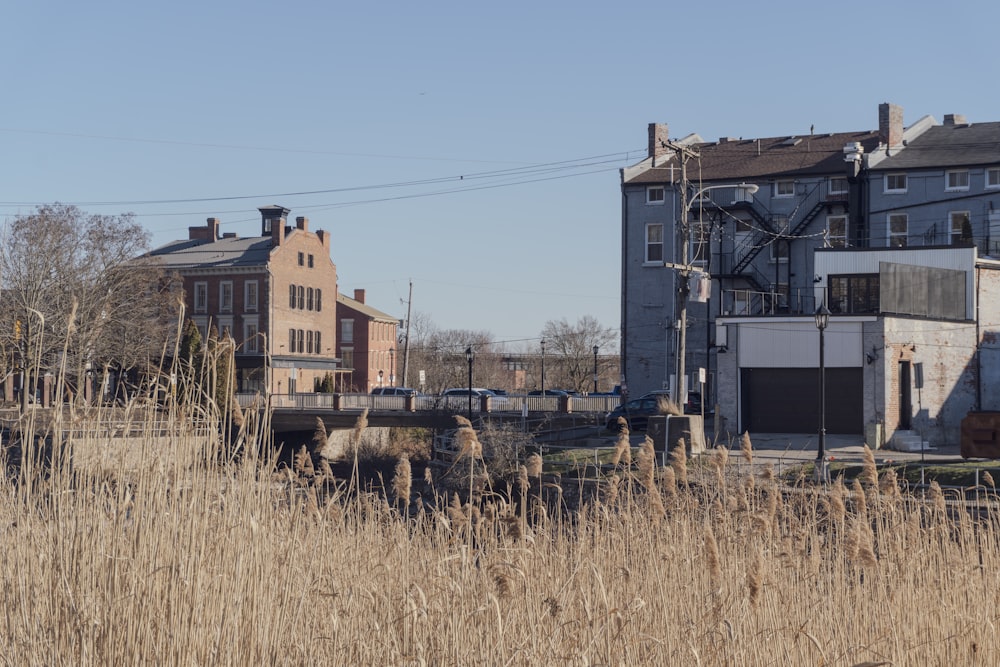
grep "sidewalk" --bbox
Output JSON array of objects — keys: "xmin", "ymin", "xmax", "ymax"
[{"xmin": 729, "ymin": 432, "xmax": 963, "ymax": 467}]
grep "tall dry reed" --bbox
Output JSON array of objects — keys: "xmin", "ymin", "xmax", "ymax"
[{"xmin": 3, "ymin": 376, "xmax": 999, "ymax": 664}]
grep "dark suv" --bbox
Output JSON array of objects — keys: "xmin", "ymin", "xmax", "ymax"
[
  {"xmin": 683, "ymin": 392, "xmax": 713, "ymax": 415},
  {"xmin": 371, "ymin": 387, "xmax": 418, "ymax": 396},
  {"xmin": 605, "ymin": 394, "xmax": 663, "ymax": 432}
]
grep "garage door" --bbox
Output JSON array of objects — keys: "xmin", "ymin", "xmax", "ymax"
[{"xmin": 740, "ymin": 367, "xmax": 863, "ymax": 434}]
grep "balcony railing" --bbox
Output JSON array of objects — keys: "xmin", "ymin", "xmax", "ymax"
[{"xmin": 720, "ymin": 287, "xmax": 820, "ymax": 317}]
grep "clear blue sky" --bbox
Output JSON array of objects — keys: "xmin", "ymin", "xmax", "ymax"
[{"xmin": 3, "ymin": 0, "xmax": 995, "ymax": 351}]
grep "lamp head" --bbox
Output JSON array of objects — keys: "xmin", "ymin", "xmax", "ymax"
[{"xmin": 814, "ymin": 303, "xmax": 831, "ymax": 331}]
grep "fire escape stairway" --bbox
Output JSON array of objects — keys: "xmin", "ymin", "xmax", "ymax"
[
  {"xmin": 789, "ymin": 197, "xmax": 845, "ymax": 238},
  {"xmin": 730, "ymin": 203, "xmax": 776, "ymax": 276},
  {"xmin": 730, "ymin": 185, "xmax": 846, "ymax": 276}
]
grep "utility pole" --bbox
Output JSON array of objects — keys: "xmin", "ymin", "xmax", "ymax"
[
  {"xmin": 401, "ymin": 280, "xmax": 413, "ymax": 388},
  {"xmin": 667, "ymin": 140, "xmax": 700, "ymax": 406}
]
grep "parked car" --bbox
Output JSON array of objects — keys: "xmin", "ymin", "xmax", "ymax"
[
  {"xmin": 682, "ymin": 392, "xmax": 713, "ymax": 415},
  {"xmin": 605, "ymin": 395, "xmax": 662, "ymax": 432},
  {"xmin": 371, "ymin": 387, "xmax": 418, "ymax": 396},
  {"xmin": 441, "ymin": 387, "xmax": 509, "ymax": 409},
  {"xmin": 527, "ymin": 389, "xmax": 570, "ymax": 397}
]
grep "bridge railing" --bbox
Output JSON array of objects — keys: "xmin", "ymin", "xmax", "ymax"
[{"xmin": 237, "ymin": 392, "xmax": 623, "ymax": 415}]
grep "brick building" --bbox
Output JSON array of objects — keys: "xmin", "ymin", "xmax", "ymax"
[
  {"xmin": 147, "ymin": 205, "xmax": 339, "ymax": 395},
  {"xmin": 336, "ymin": 289, "xmax": 400, "ymax": 392}
]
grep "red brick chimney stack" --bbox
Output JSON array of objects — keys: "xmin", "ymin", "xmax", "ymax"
[
  {"xmin": 189, "ymin": 217, "xmax": 220, "ymax": 241},
  {"xmin": 648, "ymin": 123, "xmax": 669, "ymax": 160},
  {"xmin": 354, "ymin": 289, "xmax": 365, "ymax": 304},
  {"xmin": 878, "ymin": 103, "xmax": 904, "ymax": 148}
]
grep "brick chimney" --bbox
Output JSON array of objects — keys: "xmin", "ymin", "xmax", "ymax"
[
  {"xmin": 648, "ymin": 123, "xmax": 669, "ymax": 160},
  {"xmin": 189, "ymin": 217, "xmax": 220, "ymax": 241},
  {"xmin": 316, "ymin": 229, "xmax": 330, "ymax": 252},
  {"xmin": 878, "ymin": 103, "xmax": 904, "ymax": 147},
  {"xmin": 353, "ymin": 289, "xmax": 365, "ymax": 304},
  {"xmin": 296, "ymin": 216, "xmax": 309, "ymax": 232},
  {"xmin": 943, "ymin": 114, "xmax": 968, "ymax": 126},
  {"xmin": 258, "ymin": 205, "xmax": 290, "ymax": 246}
]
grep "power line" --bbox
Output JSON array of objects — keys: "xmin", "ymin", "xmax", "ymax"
[{"xmin": 0, "ymin": 151, "xmax": 638, "ymax": 210}]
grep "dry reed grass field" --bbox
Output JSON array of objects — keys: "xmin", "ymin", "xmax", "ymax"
[{"xmin": 1, "ymin": 403, "xmax": 999, "ymax": 666}]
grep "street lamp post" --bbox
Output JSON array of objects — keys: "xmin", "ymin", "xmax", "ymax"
[
  {"xmin": 593, "ymin": 345, "xmax": 599, "ymax": 394},
  {"xmin": 378, "ymin": 369, "xmax": 384, "ymax": 388},
  {"xmin": 815, "ymin": 301, "xmax": 831, "ymax": 483},
  {"xmin": 389, "ymin": 348, "xmax": 395, "ymax": 387},
  {"xmin": 668, "ymin": 181, "xmax": 759, "ymax": 406},
  {"xmin": 23, "ymin": 308, "xmax": 44, "ymax": 412},
  {"xmin": 540, "ymin": 339, "xmax": 546, "ymax": 394},
  {"xmin": 465, "ymin": 346, "xmax": 474, "ymax": 422}
]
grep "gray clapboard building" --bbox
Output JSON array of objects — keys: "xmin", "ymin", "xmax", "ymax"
[{"xmin": 619, "ymin": 103, "xmax": 1000, "ymax": 446}]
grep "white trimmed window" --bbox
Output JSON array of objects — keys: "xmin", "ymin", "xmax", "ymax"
[
  {"xmin": 219, "ymin": 281, "xmax": 233, "ymax": 313},
  {"xmin": 244, "ymin": 280, "xmax": 258, "ymax": 312},
  {"xmin": 773, "ymin": 180, "xmax": 795, "ymax": 198},
  {"xmin": 885, "ymin": 173, "xmax": 907, "ymax": 193},
  {"xmin": 987, "ymin": 167, "xmax": 1000, "ymax": 189},
  {"xmin": 769, "ymin": 239, "xmax": 788, "ymax": 263},
  {"xmin": 243, "ymin": 318, "xmax": 259, "ymax": 354},
  {"xmin": 341, "ymin": 348, "xmax": 354, "ymax": 369},
  {"xmin": 946, "ymin": 169, "xmax": 970, "ymax": 192},
  {"xmin": 951, "ymin": 211, "xmax": 972, "ymax": 244},
  {"xmin": 645, "ymin": 223, "xmax": 664, "ymax": 263},
  {"xmin": 341, "ymin": 319, "xmax": 354, "ymax": 344},
  {"xmin": 828, "ymin": 177, "xmax": 848, "ymax": 195},
  {"xmin": 217, "ymin": 316, "xmax": 233, "ymax": 338},
  {"xmin": 194, "ymin": 282, "xmax": 208, "ymax": 313},
  {"xmin": 888, "ymin": 213, "xmax": 908, "ymax": 247},
  {"xmin": 690, "ymin": 221, "xmax": 710, "ymax": 265},
  {"xmin": 306, "ymin": 330, "xmax": 314, "ymax": 354},
  {"xmin": 307, "ymin": 287, "xmax": 314, "ymax": 311},
  {"xmin": 646, "ymin": 186, "xmax": 665, "ymax": 204},
  {"xmin": 827, "ymin": 215, "xmax": 848, "ymax": 248}
]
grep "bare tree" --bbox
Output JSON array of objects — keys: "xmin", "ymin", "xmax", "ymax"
[
  {"xmin": 0, "ymin": 204, "xmax": 180, "ymax": 405},
  {"xmin": 401, "ymin": 312, "xmax": 514, "ymax": 392},
  {"xmin": 539, "ymin": 316, "xmax": 617, "ymax": 393}
]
